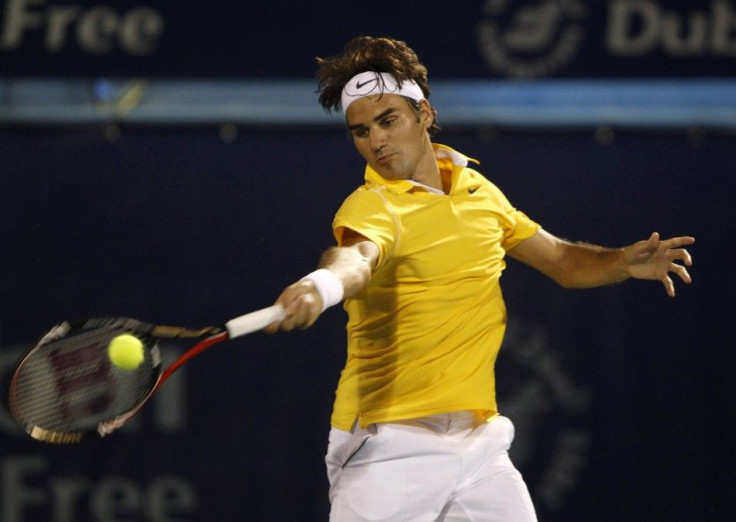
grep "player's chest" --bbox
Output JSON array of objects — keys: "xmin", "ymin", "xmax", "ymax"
[{"xmin": 390, "ymin": 196, "xmax": 506, "ymax": 274}]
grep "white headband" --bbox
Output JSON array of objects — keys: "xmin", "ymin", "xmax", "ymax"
[{"xmin": 341, "ymin": 71, "xmax": 425, "ymax": 113}]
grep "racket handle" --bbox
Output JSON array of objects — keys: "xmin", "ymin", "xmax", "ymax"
[{"xmin": 225, "ymin": 305, "xmax": 284, "ymax": 338}]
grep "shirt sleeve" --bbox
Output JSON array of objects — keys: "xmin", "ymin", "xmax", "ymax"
[
  {"xmin": 332, "ymin": 187, "xmax": 398, "ymax": 270},
  {"xmin": 483, "ymin": 178, "xmax": 541, "ymax": 250}
]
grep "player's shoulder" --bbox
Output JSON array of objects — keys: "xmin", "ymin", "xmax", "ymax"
[
  {"xmin": 337, "ymin": 184, "xmax": 389, "ymax": 213},
  {"xmin": 462, "ymin": 166, "xmax": 506, "ymax": 193}
]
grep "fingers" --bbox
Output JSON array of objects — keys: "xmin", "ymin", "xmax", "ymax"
[
  {"xmin": 661, "ymin": 275, "xmax": 676, "ymax": 298},
  {"xmin": 660, "ymin": 245, "xmax": 694, "ymax": 297},
  {"xmin": 669, "ymin": 247, "xmax": 693, "ymax": 267},
  {"xmin": 279, "ymin": 292, "xmax": 321, "ymax": 331},
  {"xmin": 640, "ymin": 233, "xmax": 694, "ymax": 297},
  {"xmin": 662, "ymin": 263, "xmax": 693, "ymax": 296},
  {"xmin": 660, "ymin": 235, "xmax": 696, "ymax": 251},
  {"xmin": 665, "ymin": 244, "xmax": 694, "ymax": 283},
  {"xmin": 263, "ymin": 280, "xmax": 322, "ymax": 333},
  {"xmin": 642, "ymin": 233, "xmax": 695, "ymax": 257},
  {"xmin": 628, "ymin": 231, "xmax": 661, "ymax": 261},
  {"xmin": 647, "ymin": 231, "xmax": 663, "ymax": 250}
]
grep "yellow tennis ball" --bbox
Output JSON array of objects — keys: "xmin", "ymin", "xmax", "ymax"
[{"xmin": 108, "ymin": 334, "xmax": 144, "ymax": 370}]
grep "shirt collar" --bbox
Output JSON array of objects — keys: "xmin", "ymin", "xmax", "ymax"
[{"xmin": 364, "ymin": 144, "xmax": 479, "ymax": 195}]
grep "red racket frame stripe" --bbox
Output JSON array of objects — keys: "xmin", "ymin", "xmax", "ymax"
[{"xmin": 155, "ymin": 331, "xmax": 228, "ymax": 390}]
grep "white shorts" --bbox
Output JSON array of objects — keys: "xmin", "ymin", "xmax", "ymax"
[{"xmin": 325, "ymin": 412, "xmax": 537, "ymax": 522}]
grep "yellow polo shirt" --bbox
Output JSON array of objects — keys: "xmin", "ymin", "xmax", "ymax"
[{"xmin": 331, "ymin": 144, "xmax": 540, "ymax": 430}]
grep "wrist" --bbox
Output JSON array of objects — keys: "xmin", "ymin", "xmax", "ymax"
[
  {"xmin": 301, "ymin": 269, "xmax": 344, "ymax": 312},
  {"xmin": 619, "ymin": 246, "xmax": 634, "ymax": 279}
]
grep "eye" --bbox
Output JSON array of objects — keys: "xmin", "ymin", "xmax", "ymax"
[
  {"xmin": 353, "ymin": 128, "xmax": 369, "ymax": 138},
  {"xmin": 380, "ymin": 117, "xmax": 396, "ymax": 127}
]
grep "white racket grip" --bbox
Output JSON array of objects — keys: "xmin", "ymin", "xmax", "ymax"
[{"xmin": 225, "ymin": 304, "xmax": 285, "ymax": 339}]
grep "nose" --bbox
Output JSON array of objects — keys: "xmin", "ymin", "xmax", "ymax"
[{"xmin": 370, "ymin": 127, "xmax": 387, "ymax": 153}]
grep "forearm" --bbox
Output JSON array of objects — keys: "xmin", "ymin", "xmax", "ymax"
[
  {"xmin": 555, "ymin": 241, "xmax": 630, "ymax": 289},
  {"xmin": 510, "ymin": 229, "xmax": 694, "ymax": 297},
  {"xmin": 317, "ymin": 243, "xmax": 375, "ymax": 299},
  {"xmin": 266, "ymin": 235, "xmax": 379, "ymax": 332},
  {"xmin": 509, "ymin": 230, "xmax": 630, "ymax": 289}
]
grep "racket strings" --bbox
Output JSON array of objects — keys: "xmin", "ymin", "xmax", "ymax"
[
  {"xmin": 8, "ymin": 314, "xmax": 248, "ymax": 443},
  {"xmin": 10, "ymin": 325, "xmax": 158, "ymax": 436}
]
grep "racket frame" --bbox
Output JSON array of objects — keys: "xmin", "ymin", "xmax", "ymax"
[{"xmin": 8, "ymin": 305, "xmax": 283, "ymax": 443}]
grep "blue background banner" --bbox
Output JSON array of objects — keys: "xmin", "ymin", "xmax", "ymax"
[
  {"xmin": 0, "ymin": 125, "xmax": 732, "ymax": 521},
  {"xmin": 1, "ymin": 0, "xmax": 735, "ymax": 78}
]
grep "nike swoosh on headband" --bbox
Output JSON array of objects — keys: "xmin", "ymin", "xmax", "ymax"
[
  {"xmin": 355, "ymin": 79, "xmax": 377, "ymax": 90},
  {"xmin": 341, "ymin": 71, "xmax": 425, "ymax": 113}
]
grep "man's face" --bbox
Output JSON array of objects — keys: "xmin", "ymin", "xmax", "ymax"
[{"xmin": 345, "ymin": 94, "xmax": 431, "ymax": 181}]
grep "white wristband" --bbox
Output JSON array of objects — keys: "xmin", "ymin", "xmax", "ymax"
[{"xmin": 302, "ymin": 269, "xmax": 344, "ymax": 312}]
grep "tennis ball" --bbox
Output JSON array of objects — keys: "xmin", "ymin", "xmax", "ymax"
[{"xmin": 108, "ymin": 334, "xmax": 144, "ymax": 370}]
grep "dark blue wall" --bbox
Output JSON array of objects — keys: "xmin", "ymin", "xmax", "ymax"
[{"xmin": 0, "ymin": 125, "xmax": 733, "ymax": 521}]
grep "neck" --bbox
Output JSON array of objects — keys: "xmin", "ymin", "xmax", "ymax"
[{"xmin": 410, "ymin": 139, "xmax": 443, "ymax": 192}]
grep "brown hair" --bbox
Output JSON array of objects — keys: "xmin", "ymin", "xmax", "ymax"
[{"xmin": 316, "ymin": 36, "xmax": 440, "ymax": 136}]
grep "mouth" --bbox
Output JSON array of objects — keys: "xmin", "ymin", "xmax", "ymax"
[{"xmin": 375, "ymin": 152, "xmax": 395, "ymax": 166}]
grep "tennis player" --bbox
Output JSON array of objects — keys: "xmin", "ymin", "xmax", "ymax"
[{"xmin": 266, "ymin": 36, "xmax": 694, "ymax": 522}]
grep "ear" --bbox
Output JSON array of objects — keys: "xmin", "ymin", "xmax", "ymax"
[{"xmin": 418, "ymin": 99, "xmax": 433, "ymax": 129}]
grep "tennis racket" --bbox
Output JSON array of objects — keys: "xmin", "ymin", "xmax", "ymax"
[{"xmin": 7, "ymin": 305, "xmax": 284, "ymax": 444}]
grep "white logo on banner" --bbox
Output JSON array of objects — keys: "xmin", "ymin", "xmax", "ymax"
[
  {"xmin": 476, "ymin": 0, "xmax": 736, "ymax": 77},
  {"xmin": 497, "ymin": 316, "xmax": 592, "ymax": 513},
  {"xmin": 476, "ymin": 0, "xmax": 588, "ymax": 78},
  {"xmin": 0, "ymin": 0, "xmax": 164, "ymax": 54},
  {"xmin": 608, "ymin": 0, "xmax": 736, "ymax": 57}
]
